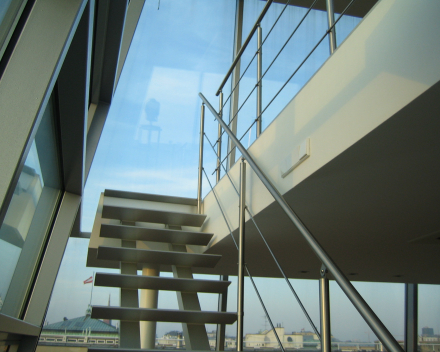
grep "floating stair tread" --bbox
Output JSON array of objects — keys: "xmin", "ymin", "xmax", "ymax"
[
  {"xmin": 100, "ymin": 223, "xmax": 213, "ymax": 245},
  {"xmin": 95, "ymin": 273, "xmax": 230, "ymax": 293},
  {"xmin": 96, "ymin": 246, "xmax": 221, "ymax": 268},
  {"xmin": 104, "ymin": 189, "xmax": 198, "ymax": 206},
  {"xmin": 102, "ymin": 205, "xmax": 205, "ymax": 227},
  {"xmin": 91, "ymin": 306, "xmax": 237, "ymax": 324}
]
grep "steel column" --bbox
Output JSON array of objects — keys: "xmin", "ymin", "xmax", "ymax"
[
  {"xmin": 326, "ymin": 0, "xmax": 337, "ymax": 54},
  {"xmin": 199, "ymin": 92, "xmax": 405, "ymax": 352},
  {"xmin": 320, "ymin": 266, "xmax": 331, "ymax": 352},
  {"xmin": 197, "ymin": 103, "xmax": 205, "ymax": 214},
  {"xmin": 256, "ymin": 24, "xmax": 262, "ymax": 137},
  {"xmin": 140, "ymin": 264, "xmax": 160, "ymax": 349},
  {"xmin": 216, "ymin": 274, "xmax": 229, "ymax": 351},
  {"xmin": 237, "ymin": 159, "xmax": 246, "ymax": 351},
  {"xmin": 227, "ymin": 0, "xmax": 244, "ymax": 171},
  {"xmin": 405, "ymin": 284, "xmax": 418, "ymax": 352},
  {"xmin": 217, "ymin": 92, "xmax": 223, "ymax": 183}
]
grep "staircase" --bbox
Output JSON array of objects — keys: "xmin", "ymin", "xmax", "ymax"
[{"xmin": 87, "ymin": 189, "xmax": 236, "ymax": 351}]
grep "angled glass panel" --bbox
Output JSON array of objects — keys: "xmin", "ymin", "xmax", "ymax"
[
  {"xmin": 0, "ymin": 95, "xmax": 62, "ymax": 318},
  {"xmin": 0, "ymin": 0, "xmax": 27, "ymax": 60}
]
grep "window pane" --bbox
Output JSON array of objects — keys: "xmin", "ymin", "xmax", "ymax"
[
  {"xmin": 0, "ymin": 95, "xmax": 62, "ymax": 317},
  {"xmin": 418, "ymin": 284, "xmax": 440, "ymax": 352}
]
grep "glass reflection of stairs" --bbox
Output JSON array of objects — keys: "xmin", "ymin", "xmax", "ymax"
[{"xmin": 88, "ymin": 190, "xmax": 236, "ymax": 351}]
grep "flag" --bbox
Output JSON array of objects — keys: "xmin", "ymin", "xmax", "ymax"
[{"xmin": 84, "ymin": 276, "xmax": 93, "ymax": 284}]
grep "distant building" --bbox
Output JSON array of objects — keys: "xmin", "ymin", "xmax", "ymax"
[
  {"xmin": 156, "ymin": 330, "xmax": 184, "ymax": 348},
  {"xmin": 38, "ymin": 310, "xmax": 118, "ymax": 347},
  {"xmin": 423, "ymin": 327, "xmax": 435, "ymax": 337},
  {"xmin": 244, "ymin": 326, "xmax": 320, "ymax": 349},
  {"xmin": 419, "ymin": 327, "xmax": 440, "ymax": 352}
]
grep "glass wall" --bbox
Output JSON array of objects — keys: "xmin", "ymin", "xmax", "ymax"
[
  {"xmin": 0, "ymin": 95, "xmax": 62, "ymax": 318},
  {"xmin": 40, "ymin": 0, "xmax": 236, "ymax": 349}
]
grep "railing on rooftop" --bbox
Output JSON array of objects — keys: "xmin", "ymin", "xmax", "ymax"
[{"xmin": 196, "ymin": 1, "xmax": 406, "ymax": 352}]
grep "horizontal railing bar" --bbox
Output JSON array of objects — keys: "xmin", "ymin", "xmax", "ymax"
[
  {"xmin": 216, "ymin": 84, "xmax": 258, "ymax": 159},
  {"xmin": 260, "ymin": 0, "xmax": 319, "ymax": 88},
  {"xmin": 199, "ymin": 92, "xmax": 404, "ymax": 352},
  {"xmin": 260, "ymin": 0, "xmax": 356, "ymax": 120},
  {"xmin": 202, "ymin": 167, "xmax": 285, "ymax": 352},
  {"xmin": 260, "ymin": 0, "xmax": 292, "ymax": 49},
  {"xmin": 220, "ymin": 51, "xmax": 258, "ymax": 119},
  {"xmin": 216, "ymin": 0, "xmax": 274, "ymax": 96},
  {"xmin": 204, "ymin": 132, "xmax": 321, "ymax": 338},
  {"xmin": 217, "ymin": 0, "xmax": 320, "ymax": 149}
]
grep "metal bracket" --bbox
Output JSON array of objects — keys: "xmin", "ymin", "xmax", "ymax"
[{"xmin": 320, "ymin": 264, "xmax": 328, "ymax": 278}]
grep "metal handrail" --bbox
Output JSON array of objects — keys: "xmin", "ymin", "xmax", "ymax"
[
  {"xmin": 216, "ymin": 0, "xmax": 274, "ymax": 96},
  {"xmin": 202, "ymin": 167, "xmax": 285, "ymax": 352},
  {"xmin": 204, "ymin": 132, "xmax": 320, "ymax": 339},
  {"xmin": 199, "ymin": 92, "xmax": 405, "ymax": 352}
]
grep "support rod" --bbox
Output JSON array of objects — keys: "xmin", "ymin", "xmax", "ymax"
[
  {"xmin": 198, "ymin": 92, "xmax": 404, "ymax": 352},
  {"xmin": 326, "ymin": 0, "xmax": 337, "ymax": 54},
  {"xmin": 320, "ymin": 266, "xmax": 331, "ymax": 352},
  {"xmin": 217, "ymin": 92, "xmax": 223, "ymax": 183},
  {"xmin": 197, "ymin": 103, "xmax": 205, "ymax": 214},
  {"xmin": 256, "ymin": 24, "xmax": 262, "ymax": 138},
  {"xmin": 405, "ymin": 283, "xmax": 418, "ymax": 352},
  {"xmin": 237, "ymin": 159, "xmax": 246, "ymax": 351}
]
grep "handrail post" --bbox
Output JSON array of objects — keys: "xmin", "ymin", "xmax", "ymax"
[
  {"xmin": 319, "ymin": 265, "xmax": 331, "ymax": 352},
  {"xmin": 256, "ymin": 24, "xmax": 262, "ymax": 137},
  {"xmin": 237, "ymin": 158, "xmax": 246, "ymax": 351},
  {"xmin": 217, "ymin": 92, "xmax": 223, "ymax": 183},
  {"xmin": 326, "ymin": 0, "xmax": 336, "ymax": 54},
  {"xmin": 197, "ymin": 103, "xmax": 205, "ymax": 214},
  {"xmin": 404, "ymin": 283, "xmax": 418, "ymax": 352}
]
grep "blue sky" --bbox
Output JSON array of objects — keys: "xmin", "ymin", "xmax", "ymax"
[{"xmin": 43, "ymin": 0, "xmax": 440, "ymax": 343}]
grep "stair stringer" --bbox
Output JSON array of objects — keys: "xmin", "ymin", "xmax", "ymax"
[{"xmin": 169, "ymin": 242, "xmax": 211, "ymax": 350}]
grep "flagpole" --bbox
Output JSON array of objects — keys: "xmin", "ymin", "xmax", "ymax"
[{"xmin": 89, "ymin": 271, "xmax": 94, "ymax": 306}]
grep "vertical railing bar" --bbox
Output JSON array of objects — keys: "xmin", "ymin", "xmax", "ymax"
[
  {"xmin": 204, "ymin": 132, "xmax": 321, "ymax": 339},
  {"xmin": 202, "ymin": 167, "xmax": 286, "ymax": 352},
  {"xmin": 320, "ymin": 265, "xmax": 331, "ymax": 352},
  {"xmin": 237, "ymin": 159, "xmax": 246, "ymax": 351},
  {"xmin": 197, "ymin": 103, "xmax": 205, "ymax": 214},
  {"xmin": 256, "ymin": 25, "xmax": 262, "ymax": 138},
  {"xmin": 199, "ymin": 92, "xmax": 404, "ymax": 352},
  {"xmin": 326, "ymin": 0, "xmax": 337, "ymax": 54},
  {"xmin": 216, "ymin": 92, "xmax": 223, "ymax": 183}
]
